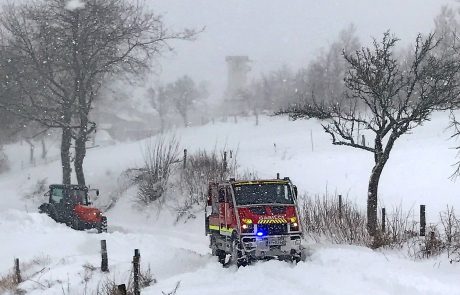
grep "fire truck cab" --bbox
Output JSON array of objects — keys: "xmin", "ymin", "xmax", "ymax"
[{"xmin": 205, "ymin": 177, "xmax": 303, "ymax": 266}]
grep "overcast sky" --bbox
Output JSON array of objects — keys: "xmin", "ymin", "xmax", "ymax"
[{"xmin": 148, "ymin": 0, "xmax": 455, "ymax": 99}]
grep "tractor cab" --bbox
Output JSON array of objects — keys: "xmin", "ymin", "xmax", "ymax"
[{"xmin": 47, "ymin": 184, "xmax": 99, "ymax": 206}]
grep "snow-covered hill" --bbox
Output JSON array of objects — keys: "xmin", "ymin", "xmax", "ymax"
[{"xmin": 1, "ymin": 114, "xmax": 460, "ymax": 294}]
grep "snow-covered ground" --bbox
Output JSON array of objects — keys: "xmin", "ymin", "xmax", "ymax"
[{"xmin": 1, "ymin": 114, "xmax": 460, "ymax": 294}]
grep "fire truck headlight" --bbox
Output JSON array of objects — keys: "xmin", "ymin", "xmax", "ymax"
[
  {"xmin": 290, "ymin": 222, "xmax": 299, "ymax": 231},
  {"xmin": 242, "ymin": 223, "xmax": 254, "ymax": 233}
]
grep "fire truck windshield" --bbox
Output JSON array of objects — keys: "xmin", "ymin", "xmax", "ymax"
[{"xmin": 233, "ymin": 183, "xmax": 294, "ymax": 205}]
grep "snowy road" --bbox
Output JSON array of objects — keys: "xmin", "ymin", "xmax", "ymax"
[{"xmin": 2, "ymin": 208, "xmax": 460, "ymax": 295}]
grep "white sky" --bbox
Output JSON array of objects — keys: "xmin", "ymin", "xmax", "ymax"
[{"xmin": 148, "ymin": 0, "xmax": 455, "ymax": 98}]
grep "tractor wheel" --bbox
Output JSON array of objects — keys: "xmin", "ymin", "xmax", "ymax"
[
  {"xmin": 38, "ymin": 203, "xmax": 48, "ymax": 214},
  {"xmin": 98, "ymin": 216, "xmax": 107, "ymax": 233},
  {"xmin": 71, "ymin": 216, "xmax": 81, "ymax": 230},
  {"xmin": 48, "ymin": 207, "xmax": 59, "ymax": 222}
]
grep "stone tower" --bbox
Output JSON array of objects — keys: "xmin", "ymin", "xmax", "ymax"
[{"xmin": 224, "ymin": 56, "xmax": 251, "ymax": 100}]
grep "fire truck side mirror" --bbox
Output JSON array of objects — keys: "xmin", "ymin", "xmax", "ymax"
[{"xmin": 293, "ymin": 185, "xmax": 298, "ymax": 197}]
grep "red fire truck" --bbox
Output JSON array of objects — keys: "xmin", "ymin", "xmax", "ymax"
[{"xmin": 205, "ymin": 177, "xmax": 303, "ymax": 266}]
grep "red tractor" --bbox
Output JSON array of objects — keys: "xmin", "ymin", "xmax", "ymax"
[
  {"xmin": 39, "ymin": 184, "xmax": 107, "ymax": 233},
  {"xmin": 205, "ymin": 177, "xmax": 303, "ymax": 266}
]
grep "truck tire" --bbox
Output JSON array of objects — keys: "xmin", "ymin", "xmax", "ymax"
[
  {"xmin": 229, "ymin": 234, "xmax": 248, "ymax": 267},
  {"xmin": 216, "ymin": 249, "xmax": 226, "ymax": 265}
]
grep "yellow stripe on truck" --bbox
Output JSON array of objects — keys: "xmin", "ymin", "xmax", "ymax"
[
  {"xmin": 209, "ymin": 225, "xmax": 234, "ymax": 232},
  {"xmin": 258, "ymin": 218, "xmax": 288, "ymax": 224},
  {"xmin": 209, "ymin": 225, "xmax": 220, "ymax": 231}
]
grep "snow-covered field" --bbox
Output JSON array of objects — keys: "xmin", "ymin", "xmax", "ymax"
[{"xmin": 1, "ymin": 114, "xmax": 460, "ymax": 294}]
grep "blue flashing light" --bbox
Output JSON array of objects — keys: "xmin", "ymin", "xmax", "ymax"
[{"xmin": 257, "ymin": 232, "xmax": 264, "ymax": 237}]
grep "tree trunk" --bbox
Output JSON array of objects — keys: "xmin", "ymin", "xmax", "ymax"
[
  {"xmin": 41, "ymin": 137, "xmax": 47, "ymax": 160},
  {"xmin": 61, "ymin": 127, "xmax": 72, "ymax": 185},
  {"xmin": 74, "ymin": 135, "xmax": 86, "ymax": 185},
  {"xmin": 367, "ymin": 162, "xmax": 384, "ymax": 236},
  {"xmin": 160, "ymin": 115, "xmax": 165, "ymax": 133},
  {"xmin": 182, "ymin": 111, "xmax": 188, "ymax": 127},
  {"xmin": 25, "ymin": 139, "xmax": 34, "ymax": 165},
  {"xmin": 74, "ymin": 117, "xmax": 87, "ymax": 185},
  {"xmin": 367, "ymin": 134, "xmax": 396, "ymax": 237}
]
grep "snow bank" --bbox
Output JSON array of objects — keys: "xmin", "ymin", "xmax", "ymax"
[{"xmin": 1, "ymin": 113, "xmax": 460, "ymax": 294}]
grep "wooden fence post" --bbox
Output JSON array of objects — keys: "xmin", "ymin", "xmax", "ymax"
[
  {"xmin": 14, "ymin": 258, "xmax": 21, "ymax": 284},
  {"xmin": 223, "ymin": 151, "xmax": 227, "ymax": 172},
  {"xmin": 420, "ymin": 205, "xmax": 426, "ymax": 237},
  {"xmin": 338, "ymin": 195, "xmax": 342, "ymax": 220},
  {"xmin": 117, "ymin": 284, "xmax": 127, "ymax": 295},
  {"xmin": 101, "ymin": 240, "xmax": 108, "ymax": 272},
  {"xmin": 381, "ymin": 208, "xmax": 386, "ymax": 233},
  {"xmin": 310, "ymin": 130, "xmax": 314, "ymax": 152},
  {"xmin": 133, "ymin": 249, "xmax": 140, "ymax": 295},
  {"xmin": 183, "ymin": 149, "xmax": 187, "ymax": 169}
]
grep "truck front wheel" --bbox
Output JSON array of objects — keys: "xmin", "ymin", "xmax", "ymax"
[{"xmin": 229, "ymin": 237, "xmax": 248, "ymax": 267}]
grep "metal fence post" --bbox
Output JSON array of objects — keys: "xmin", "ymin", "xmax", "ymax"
[
  {"xmin": 101, "ymin": 240, "xmax": 108, "ymax": 272},
  {"xmin": 133, "ymin": 249, "xmax": 141, "ymax": 295},
  {"xmin": 338, "ymin": 195, "xmax": 343, "ymax": 220},
  {"xmin": 14, "ymin": 258, "xmax": 21, "ymax": 284},
  {"xmin": 420, "ymin": 205, "xmax": 426, "ymax": 237},
  {"xmin": 381, "ymin": 208, "xmax": 386, "ymax": 233}
]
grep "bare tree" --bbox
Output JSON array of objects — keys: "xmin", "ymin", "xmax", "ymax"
[
  {"xmin": 280, "ymin": 32, "xmax": 460, "ymax": 237},
  {"xmin": 169, "ymin": 75, "xmax": 202, "ymax": 127},
  {"xmin": 434, "ymin": 5, "xmax": 460, "ymax": 55},
  {"xmin": 0, "ymin": 0, "xmax": 197, "ymax": 184},
  {"xmin": 302, "ymin": 24, "xmax": 360, "ymax": 104},
  {"xmin": 147, "ymin": 86, "xmax": 170, "ymax": 132}
]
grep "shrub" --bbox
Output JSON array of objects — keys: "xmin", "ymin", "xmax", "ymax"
[
  {"xmin": 175, "ymin": 149, "xmax": 237, "ymax": 222},
  {"xmin": 301, "ymin": 194, "xmax": 370, "ymax": 245},
  {"xmin": 136, "ymin": 137, "xmax": 180, "ymax": 205},
  {"xmin": 95, "ymin": 266, "xmax": 156, "ymax": 295},
  {"xmin": 373, "ymin": 205, "xmax": 418, "ymax": 249},
  {"xmin": 0, "ymin": 272, "xmax": 24, "ymax": 295},
  {"xmin": 440, "ymin": 206, "xmax": 460, "ymax": 262},
  {"xmin": 181, "ymin": 149, "xmax": 237, "ymax": 205}
]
